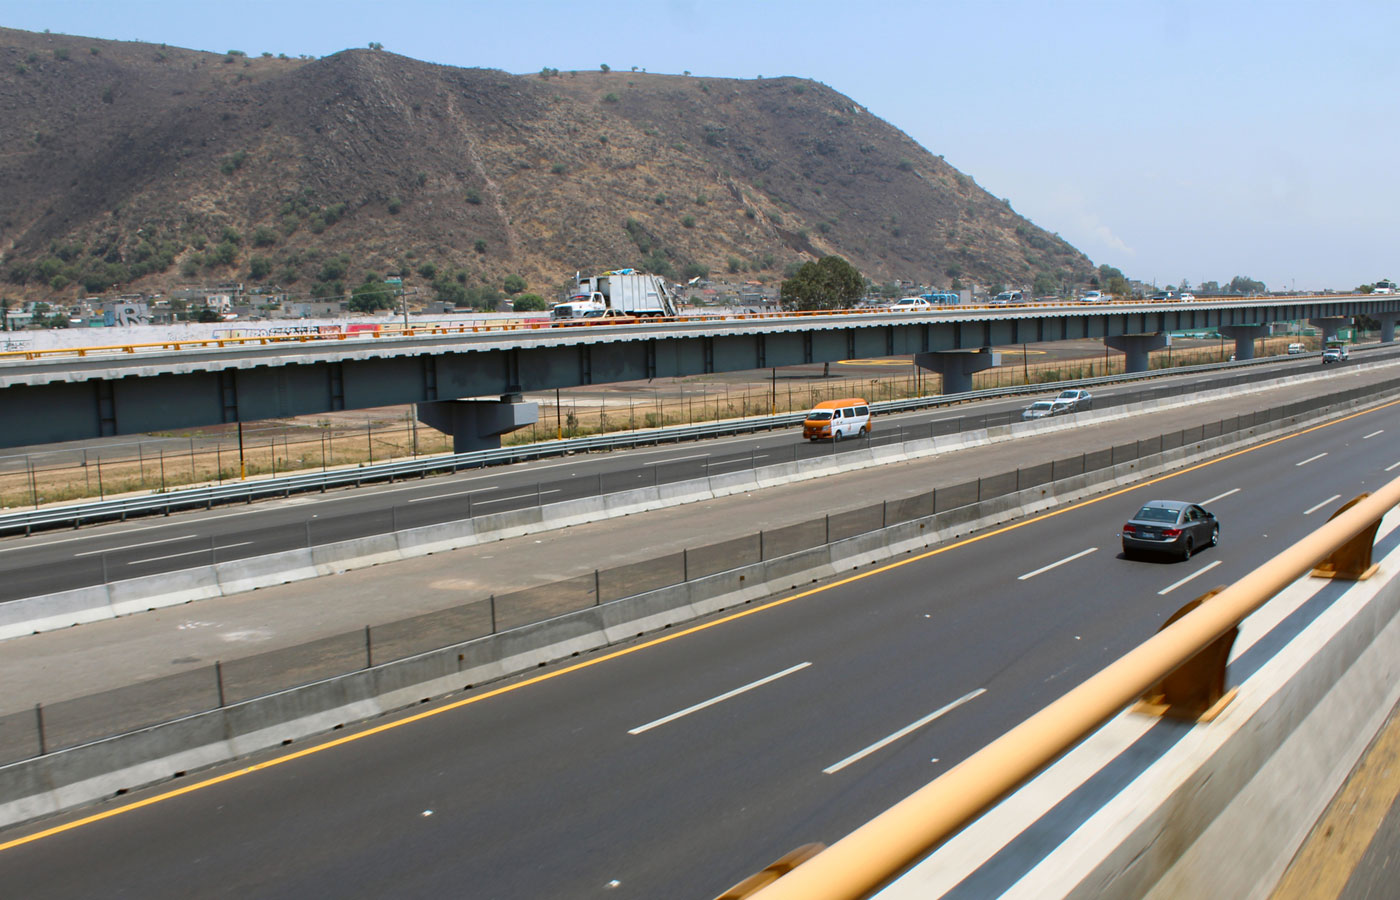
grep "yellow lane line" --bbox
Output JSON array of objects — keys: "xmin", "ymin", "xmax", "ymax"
[{"xmin": 3, "ymin": 395, "xmax": 1398, "ymax": 854}]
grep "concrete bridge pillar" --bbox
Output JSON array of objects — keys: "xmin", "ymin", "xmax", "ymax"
[
  {"xmin": 1219, "ymin": 324, "xmax": 1269, "ymax": 360},
  {"xmin": 1309, "ymin": 316, "xmax": 1350, "ymax": 344},
  {"xmin": 1104, "ymin": 333, "xmax": 1170, "ymax": 373},
  {"xmin": 1377, "ymin": 314, "xmax": 1399, "ymax": 343},
  {"xmin": 915, "ymin": 348, "xmax": 1001, "ymax": 395},
  {"xmin": 417, "ymin": 394, "xmax": 540, "ymax": 453}
]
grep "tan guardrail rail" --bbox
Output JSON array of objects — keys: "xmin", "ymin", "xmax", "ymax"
[
  {"xmin": 719, "ymin": 474, "xmax": 1400, "ymax": 900},
  {"xmin": 0, "ymin": 293, "xmax": 1360, "ymax": 363}
]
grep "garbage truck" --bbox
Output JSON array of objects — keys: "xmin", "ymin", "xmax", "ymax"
[{"xmin": 549, "ymin": 269, "xmax": 679, "ymax": 320}]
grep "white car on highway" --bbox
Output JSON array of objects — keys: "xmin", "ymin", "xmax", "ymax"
[
  {"xmin": 887, "ymin": 297, "xmax": 934, "ymax": 312},
  {"xmin": 1054, "ymin": 389, "xmax": 1093, "ymax": 411},
  {"xmin": 1021, "ymin": 398, "xmax": 1074, "ymax": 420}
]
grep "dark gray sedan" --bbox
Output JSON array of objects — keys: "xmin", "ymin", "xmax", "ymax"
[{"xmin": 1121, "ymin": 500, "xmax": 1219, "ymax": 560}]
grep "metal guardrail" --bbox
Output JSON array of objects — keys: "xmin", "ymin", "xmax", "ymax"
[
  {"xmin": 0, "ymin": 350, "xmax": 1344, "ymax": 535},
  {"xmin": 727, "ymin": 476, "xmax": 1400, "ymax": 900}
]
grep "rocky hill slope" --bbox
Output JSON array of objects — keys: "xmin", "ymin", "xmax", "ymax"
[{"xmin": 0, "ymin": 27, "xmax": 1093, "ymax": 304}]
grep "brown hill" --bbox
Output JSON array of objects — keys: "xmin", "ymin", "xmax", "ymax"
[{"xmin": 0, "ymin": 27, "xmax": 1093, "ymax": 304}]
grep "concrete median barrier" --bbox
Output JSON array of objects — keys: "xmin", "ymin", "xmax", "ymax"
[
  {"xmin": 0, "ymin": 586, "xmax": 113, "ymax": 640},
  {"xmin": 215, "ymin": 548, "xmax": 319, "ymax": 596},
  {"xmin": 107, "ymin": 568, "xmax": 221, "ymax": 618}
]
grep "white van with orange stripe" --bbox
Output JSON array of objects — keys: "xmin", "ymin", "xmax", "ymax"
[{"xmin": 802, "ymin": 398, "xmax": 872, "ymax": 441}]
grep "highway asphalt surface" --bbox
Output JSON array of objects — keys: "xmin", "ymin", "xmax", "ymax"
[
  {"xmin": 0, "ymin": 347, "xmax": 1391, "ymax": 604},
  {"xmin": 2, "ymin": 375, "xmax": 1398, "ymax": 898}
]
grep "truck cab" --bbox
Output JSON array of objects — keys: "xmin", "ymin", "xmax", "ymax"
[{"xmin": 550, "ymin": 294, "xmax": 607, "ymax": 320}]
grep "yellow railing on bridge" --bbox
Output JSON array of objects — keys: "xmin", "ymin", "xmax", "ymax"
[
  {"xmin": 0, "ymin": 293, "xmax": 1361, "ymax": 364},
  {"xmin": 720, "ymin": 474, "xmax": 1400, "ymax": 900}
]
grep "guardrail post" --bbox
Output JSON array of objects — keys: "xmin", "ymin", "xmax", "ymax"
[
  {"xmin": 594, "ymin": 569, "xmax": 601, "ymax": 605},
  {"xmin": 365, "ymin": 625, "xmax": 373, "ymax": 668},
  {"xmin": 27, "ymin": 456, "xmax": 38, "ymax": 509},
  {"xmin": 489, "ymin": 595, "xmax": 496, "ymax": 634},
  {"xmin": 683, "ymin": 549, "xmax": 689, "ymax": 582},
  {"xmin": 35, "ymin": 703, "xmax": 46, "ymax": 756},
  {"xmin": 215, "ymin": 661, "xmax": 226, "ymax": 708},
  {"xmin": 1312, "ymin": 493, "xmax": 1383, "ymax": 580},
  {"xmin": 1134, "ymin": 588, "xmax": 1238, "ymax": 721},
  {"xmin": 760, "ymin": 530, "xmax": 766, "ymax": 560},
  {"xmin": 716, "ymin": 843, "xmax": 826, "ymax": 900}
]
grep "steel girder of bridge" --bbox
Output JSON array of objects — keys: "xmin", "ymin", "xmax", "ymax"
[{"xmin": 0, "ymin": 297, "xmax": 1395, "ymax": 449}]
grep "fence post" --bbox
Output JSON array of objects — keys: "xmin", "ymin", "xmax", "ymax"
[
  {"xmin": 594, "ymin": 569, "xmax": 601, "ymax": 605},
  {"xmin": 159, "ymin": 449, "xmax": 167, "ymax": 496},
  {"xmin": 882, "ymin": 500, "xmax": 887, "ymax": 528},
  {"xmin": 977, "ymin": 477, "xmax": 983, "ymax": 501},
  {"xmin": 490, "ymin": 594, "xmax": 497, "ymax": 634},
  {"xmin": 683, "ymin": 549, "xmax": 689, "ymax": 582},
  {"xmin": 365, "ymin": 625, "xmax": 373, "ymax": 668},
  {"xmin": 28, "ymin": 456, "xmax": 37, "ymax": 509},
  {"xmin": 216, "ymin": 661, "xmax": 226, "ymax": 708},
  {"xmin": 825, "ymin": 514, "xmax": 830, "ymax": 545},
  {"xmin": 35, "ymin": 703, "xmax": 46, "ymax": 755},
  {"xmin": 760, "ymin": 530, "xmax": 765, "ymax": 560}
]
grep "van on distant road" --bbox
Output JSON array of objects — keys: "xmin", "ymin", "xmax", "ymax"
[{"xmin": 802, "ymin": 398, "xmax": 872, "ymax": 441}]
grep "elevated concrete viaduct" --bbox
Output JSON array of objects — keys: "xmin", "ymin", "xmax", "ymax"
[{"xmin": 0, "ymin": 295, "xmax": 1394, "ymax": 450}]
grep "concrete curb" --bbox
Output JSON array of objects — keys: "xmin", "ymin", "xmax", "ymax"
[
  {"xmin": 2, "ymin": 368, "xmax": 1381, "ymax": 642},
  {"xmin": 0, "ymin": 392, "xmax": 1380, "ymax": 830}
]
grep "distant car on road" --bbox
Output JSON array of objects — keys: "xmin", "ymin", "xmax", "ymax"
[
  {"xmin": 990, "ymin": 290, "xmax": 1025, "ymax": 306},
  {"xmin": 1178, "ymin": 292, "xmax": 1197, "ymax": 302},
  {"xmin": 1055, "ymin": 388, "xmax": 1093, "ymax": 411},
  {"xmin": 1121, "ymin": 500, "xmax": 1219, "ymax": 560},
  {"xmin": 1323, "ymin": 345, "xmax": 1350, "ymax": 364},
  {"xmin": 1287, "ymin": 342, "xmax": 1305, "ymax": 354},
  {"xmin": 1078, "ymin": 290, "xmax": 1107, "ymax": 303},
  {"xmin": 1021, "ymin": 398, "xmax": 1073, "ymax": 420},
  {"xmin": 887, "ymin": 297, "xmax": 934, "ymax": 312},
  {"xmin": 1147, "ymin": 290, "xmax": 1180, "ymax": 302}
]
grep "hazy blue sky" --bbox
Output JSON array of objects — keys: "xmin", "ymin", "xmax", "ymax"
[{"xmin": 4, "ymin": 0, "xmax": 1395, "ymax": 290}]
